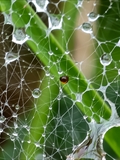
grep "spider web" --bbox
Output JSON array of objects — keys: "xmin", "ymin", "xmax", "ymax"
[{"xmin": 0, "ymin": 0, "xmax": 120, "ymax": 160}]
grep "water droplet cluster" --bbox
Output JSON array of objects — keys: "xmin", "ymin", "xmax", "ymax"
[{"xmin": 0, "ymin": 0, "xmax": 119, "ymax": 160}]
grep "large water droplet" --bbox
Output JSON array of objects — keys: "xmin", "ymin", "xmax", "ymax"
[
  {"xmin": 48, "ymin": 14, "xmax": 62, "ymax": 29},
  {"xmin": 0, "ymin": 116, "xmax": 6, "ymax": 123},
  {"xmin": 12, "ymin": 29, "xmax": 28, "ymax": 44},
  {"xmin": 88, "ymin": 12, "xmax": 99, "ymax": 22},
  {"xmin": 81, "ymin": 23, "xmax": 93, "ymax": 33},
  {"xmin": 32, "ymin": 88, "xmax": 41, "ymax": 98},
  {"xmin": 36, "ymin": 0, "xmax": 47, "ymax": 8},
  {"xmin": 100, "ymin": 53, "xmax": 112, "ymax": 66},
  {"xmin": 33, "ymin": 0, "xmax": 48, "ymax": 12},
  {"xmin": 77, "ymin": 0, "xmax": 83, "ymax": 7},
  {"xmin": 5, "ymin": 52, "xmax": 19, "ymax": 65},
  {"xmin": 3, "ymin": 13, "xmax": 12, "ymax": 24}
]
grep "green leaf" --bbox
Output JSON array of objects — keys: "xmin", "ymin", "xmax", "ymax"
[
  {"xmin": 104, "ymin": 127, "xmax": 120, "ymax": 158},
  {"xmin": 0, "ymin": 0, "xmax": 11, "ymax": 13}
]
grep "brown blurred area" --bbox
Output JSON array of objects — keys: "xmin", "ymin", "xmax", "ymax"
[{"xmin": 74, "ymin": 0, "xmax": 96, "ymax": 79}]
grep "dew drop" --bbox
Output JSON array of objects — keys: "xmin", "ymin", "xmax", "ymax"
[
  {"xmin": 77, "ymin": 0, "xmax": 83, "ymax": 7},
  {"xmin": 0, "ymin": 116, "xmax": 6, "ymax": 123},
  {"xmin": 10, "ymin": 135, "xmax": 15, "ymax": 141},
  {"xmin": 46, "ymin": 72, "xmax": 50, "ymax": 76},
  {"xmin": 42, "ymin": 133, "xmax": 45, "ymax": 137},
  {"xmin": 100, "ymin": 53, "xmax": 112, "ymax": 66},
  {"xmin": 49, "ymin": 14, "xmax": 62, "ymax": 29},
  {"xmin": 116, "ymin": 39, "xmax": 120, "ymax": 47},
  {"xmin": 118, "ymin": 69, "xmax": 120, "ymax": 75},
  {"xmin": 65, "ymin": 50, "xmax": 70, "ymax": 55},
  {"xmin": 35, "ymin": 142, "xmax": 40, "ymax": 148},
  {"xmin": 14, "ymin": 122, "xmax": 18, "ymax": 129},
  {"xmin": 49, "ymin": 106, "xmax": 52, "ymax": 110},
  {"xmin": 43, "ymin": 154, "xmax": 46, "ymax": 158},
  {"xmin": 0, "ymin": 128, "xmax": 3, "ymax": 133},
  {"xmin": 88, "ymin": 12, "xmax": 99, "ymax": 22},
  {"xmin": 12, "ymin": 29, "xmax": 28, "ymax": 44},
  {"xmin": 3, "ymin": 13, "xmax": 12, "ymax": 24},
  {"xmin": 52, "ymin": 143, "xmax": 55, "ymax": 147},
  {"xmin": 50, "ymin": 15, "xmax": 60, "ymax": 26},
  {"xmin": 58, "ymin": 70, "xmax": 63, "ymax": 75},
  {"xmin": 32, "ymin": 88, "xmax": 41, "ymax": 98},
  {"xmin": 12, "ymin": 113, "xmax": 17, "ymax": 118},
  {"xmin": 48, "ymin": 51, "xmax": 53, "ymax": 55},
  {"xmin": 67, "ymin": 17, "xmax": 71, "ymax": 20},
  {"xmin": 5, "ymin": 52, "xmax": 19, "ymax": 64},
  {"xmin": 36, "ymin": 0, "xmax": 47, "ymax": 8},
  {"xmin": 15, "ymin": 104, "xmax": 20, "ymax": 110},
  {"xmin": 13, "ymin": 132, "xmax": 18, "ymax": 137},
  {"xmin": 81, "ymin": 22, "xmax": 93, "ymax": 33},
  {"xmin": 27, "ymin": 140, "xmax": 31, "ymax": 143},
  {"xmin": 60, "ymin": 76, "xmax": 69, "ymax": 84}
]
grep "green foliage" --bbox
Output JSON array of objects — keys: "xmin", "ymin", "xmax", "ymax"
[{"xmin": 0, "ymin": 0, "xmax": 120, "ymax": 159}]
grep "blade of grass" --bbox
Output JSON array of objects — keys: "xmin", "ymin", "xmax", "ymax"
[{"xmin": 0, "ymin": 0, "xmax": 11, "ymax": 13}]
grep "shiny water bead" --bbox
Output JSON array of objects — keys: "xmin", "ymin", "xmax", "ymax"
[
  {"xmin": 81, "ymin": 22, "xmax": 93, "ymax": 33},
  {"xmin": 12, "ymin": 28, "xmax": 28, "ymax": 45},
  {"xmin": 15, "ymin": 104, "xmax": 20, "ymax": 110},
  {"xmin": 60, "ymin": 76, "xmax": 69, "ymax": 84},
  {"xmin": 36, "ymin": 0, "xmax": 48, "ymax": 8},
  {"xmin": 3, "ymin": 13, "xmax": 12, "ymax": 24},
  {"xmin": 118, "ymin": 69, "xmax": 120, "ymax": 75},
  {"xmin": 0, "ymin": 116, "xmax": 6, "ymax": 123},
  {"xmin": 116, "ymin": 39, "xmax": 120, "ymax": 47},
  {"xmin": 5, "ymin": 52, "xmax": 19, "ymax": 64},
  {"xmin": 32, "ymin": 88, "xmax": 41, "ymax": 98},
  {"xmin": 49, "ymin": 14, "xmax": 62, "ymax": 29},
  {"xmin": 77, "ymin": 0, "xmax": 83, "ymax": 7},
  {"xmin": 88, "ymin": 12, "xmax": 99, "ymax": 22},
  {"xmin": 0, "ymin": 128, "xmax": 3, "ymax": 133},
  {"xmin": 100, "ymin": 53, "xmax": 112, "ymax": 66}
]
